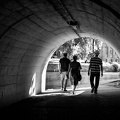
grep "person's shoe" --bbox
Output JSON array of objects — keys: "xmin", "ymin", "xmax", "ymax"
[
  {"xmin": 72, "ymin": 91, "xmax": 74, "ymax": 94},
  {"xmin": 91, "ymin": 87, "xmax": 95, "ymax": 93},
  {"xmin": 61, "ymin": 88, "xmax": 63, "ymax": 90},
  {"xmin": 64, "ymin": 89, "xmax": 67, "ymax": 91},
  {"xmin": 94, "ymin": 90, "xmax": 98, "ymax": 94}
]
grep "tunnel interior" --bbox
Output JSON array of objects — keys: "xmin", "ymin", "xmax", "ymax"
[{"xmin": 0, "ymin": 0, "xmax": 120, "ymax": 108}]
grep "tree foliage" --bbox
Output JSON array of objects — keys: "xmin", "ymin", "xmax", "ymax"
[{"xmin": 52, "ymin": 37, "xmax": 102, "ymax": 60}]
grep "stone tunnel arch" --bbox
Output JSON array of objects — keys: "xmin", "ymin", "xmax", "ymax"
[{"xmin": 1, "ymin": 0, "xmax": 120, "ymax": 108}]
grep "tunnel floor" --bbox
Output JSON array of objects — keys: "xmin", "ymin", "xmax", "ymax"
[{"xmin": 1, "ymin": 80, "xmax": 120, "ymax": 120}]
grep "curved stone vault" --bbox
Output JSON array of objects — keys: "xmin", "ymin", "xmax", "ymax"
[{"xmin": 0, "ymin": 0, "xmax": 120, "ymax": 108}]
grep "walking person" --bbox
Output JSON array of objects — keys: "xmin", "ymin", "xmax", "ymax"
[
  {"xmin": 88, "ymin": 50, "xmax": 103, "ymax": 94},
  {"xmin": 69, "ymin": 55, "xmax": 82, "ymax": 94},
  {"xmin": 59, "ymin": 52, "xmax": 71, "ymax": 91}
]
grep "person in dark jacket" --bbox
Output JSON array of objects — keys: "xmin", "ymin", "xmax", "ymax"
[{"xmin": 59, "ymin": 52, "xmax": 70, "ymax": 91}]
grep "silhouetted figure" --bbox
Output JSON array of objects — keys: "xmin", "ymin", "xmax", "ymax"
[
  {"xmin": 88, "ymin": 50, "xmax": 103, "ymax": 94},
  {"xmin": 59, "ymin": 52, "xmax": 70, "ymax": 91},
  {"xmin": 69, "ymin": 55, "xmax": 82, "ymax": 94}
]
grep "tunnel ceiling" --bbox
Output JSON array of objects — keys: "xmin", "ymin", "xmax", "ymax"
[
  {"xmin": 1, "ymin": 0, "xmax": 120, "ymax": 105},
  {"xmin": 0, "ymin": 0, "xmax": 120, "ymax": 74},
  {"xmin": 0, "ymin": 0, "xmax": 120, "ymax": 50}
]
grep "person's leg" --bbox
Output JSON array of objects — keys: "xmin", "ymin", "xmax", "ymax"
[
  {"xmin": 61, "ymin": 72, "xmax": 65, "ymax": 90},
  {"xmin": 94, "ymin": 74, "xmax": 100, "ymax": 93},
  {"xmin": 72, "ymin": 78, "xmax": 78, "ymax": 94},
  {"xmin": 90, "ymin": 73, "xmax": 94, "ymax": 87},
  {"xmin": 72, "ymin": 85, "xmax": 76, "ymax": 94},
  {"xmin": 90, "ymin": 73, "xmax": 95, "ymax": 93},
  {"xmin": 70, "ymin": 78, "xmax": 74, "ymax": 93},
  {"xmin": 64, "ymin": 72, "xmax": 68, "ymax": 91},
  {"xmin": 64, "ymin": 78, "xmax": 68, "ymax": 91},
  {"xmin": 61, "ymin": 79, "xmax": 64, "ymax": 90}
]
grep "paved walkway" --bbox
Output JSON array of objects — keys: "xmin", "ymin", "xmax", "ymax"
[{"xmin": 1, "ymin": 81, "xmax": 120, "ymax": 120}]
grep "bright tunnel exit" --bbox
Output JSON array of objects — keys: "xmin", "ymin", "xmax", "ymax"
[{"xmin": 42, "ymin": 36, "xmax": 120, "ymax": 92}]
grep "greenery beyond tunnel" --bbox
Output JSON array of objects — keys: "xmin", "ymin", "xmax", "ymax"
[{"xmin": 52, "ymin": 37, "xmax": 120, "ymax": 64}]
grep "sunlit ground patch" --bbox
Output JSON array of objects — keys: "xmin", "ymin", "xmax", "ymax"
[{"xmin": 35, "ymin": 87, "xmax": 91, "ymax": 97}]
